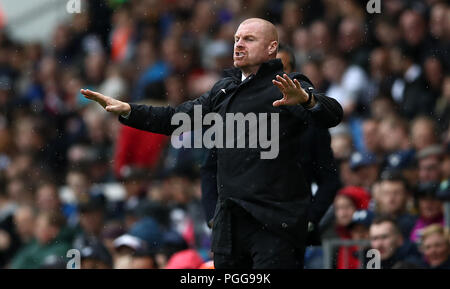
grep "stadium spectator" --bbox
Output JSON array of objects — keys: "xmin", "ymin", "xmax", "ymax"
[
  {"xmin": 321, "ymin": 186, "xmax": 370, "ymax": 268},
  {"xmin": 410, "ymin": 183, "xmax": 444, "ymax": 243},
  {"xmin": 349, "ymin": 151, "xmax": 379, "ymax": 190},
  {"xmin": 410, "ymin": 116, "xmax": 439, "ymax": 151},
  {"xmin": 9, "ymin": 211, "xmax": 71, "ymax": 269},
  {"xmin": 343, "ymin": 210, "xmax": 374, "ymax": 269},
  {"xmin": 80, "ymin": 241, "xmax": 113, "ymax": 269},
  {"xmin": 368, "ymin": 215, "xmax": 423, "ymax": 269},
  {"xmin": 420, "ymin": 224, "xmax": 450, "ymax": 269},
  {"xmin": 373, "ymin": 171, "xmax": 417, "ymax": 239},
  {"xmin": 417, "ymin": 145, "xmax": 444, "ymax": 184}
]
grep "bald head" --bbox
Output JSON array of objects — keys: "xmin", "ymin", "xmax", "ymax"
[
  {"xmin": 234, "ymin": 18, "xmax": 279, "ymax": 76},
  {"xmin": 240, "ymin": 18, "xmax": 279, "ymax": 44}
]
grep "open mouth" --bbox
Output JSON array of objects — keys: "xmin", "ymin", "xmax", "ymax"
[{"xmin": 234, "ymin": 51, "xmax": 245, "ymax": 58}]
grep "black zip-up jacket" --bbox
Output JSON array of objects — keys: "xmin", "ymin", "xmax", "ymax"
[{"xmin": 119, "ymin": 59, "xmax": 343, "ymax": 254}]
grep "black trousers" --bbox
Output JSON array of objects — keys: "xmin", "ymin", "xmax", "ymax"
[{"xmin": 213, "ymin": 204, "xmax": 305, "ymax": 269}]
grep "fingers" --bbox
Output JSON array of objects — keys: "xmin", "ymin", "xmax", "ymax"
[
  {"xmin": 272, "ymin": 79, "xmax": 286, "ymax": 92},
  {"xmin": 283, "ymin": 74, "xmax": 296, "ymax": 87},
  {"xmin": 105, "ymin": 105, "xmax": 119, "ymax": 112},
  {"xmin": 272, "ymin": 99, "xmax": 286, "ymax": 107},
  {"xmin": 293, "ymin": 79, "xmax": 301, "ymax": 90},
  {"xmin": 80, "ymin": 89, "xmax": 107, "ymax": 102},
  {"xmin": 273, "ymin": 74, "xmax": 299, "ymax": 91},
  {"xmin": 275, "ymin": 75, "xmax": 289, "ymax": 88}
]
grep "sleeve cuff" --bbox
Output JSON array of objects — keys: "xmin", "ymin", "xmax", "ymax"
[
  {"xmin": 306, "ymin": 101, "xmax": 321, "ymax": 112},
  {"xmin": 121, "ymin": 110, "xmax": 131, "ymax": 119}
]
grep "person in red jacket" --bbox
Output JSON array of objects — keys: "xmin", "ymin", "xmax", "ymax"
[
  {"xmin": 114, "ymin": 125, "xmax": 168, "ymax": 179},
  {"xmin": 334, "ymin": 186, "xmax": 371, "ymax": 269}
]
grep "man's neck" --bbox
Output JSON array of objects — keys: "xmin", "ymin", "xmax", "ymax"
[
  {"xmin": 240, "ymin": 64, "xmax": 261, "ymax": 79},
  {"xmin": 239, "ymin": 57, "xmax": 279, "ymax": 79}
]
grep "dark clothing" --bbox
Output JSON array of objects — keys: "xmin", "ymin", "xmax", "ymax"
[
  {"xmin": 213, "ymin": 203, "xmax": 305, "ymax": 269},
  {"xmin": 200, "ymin": 122, "xmax": 341, "ymax": 244},
  {"xmin": 300, "ymin": 121, "xmax": 341, "ymax": 226},
  {"xmin": 396, "ymin": 213, "xmax": 418, "ymax": 240},
  {"xmin": 395, "ymin": 72, "xmax": 436, "ymax": 120},
  {"xmin": 119, "ymin": 58, "xmax": 343, "ymax": 257},
  {"xmin": 200, "ymin": 148, "xmax": 218, "ymax": 225},
  {"xmin": 428, "ymin": 257, "xmax": 450, "ymax": 269},
  {"xmin": 0, "ymin": 206, "xmax": 21, "ymax": 268},
  {"xmin": 379, "ymin": 241, "xmax": 423, "ymax": 269}
]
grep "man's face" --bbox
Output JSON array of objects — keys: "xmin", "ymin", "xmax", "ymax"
[
  {"xmin": 418, "ymin": 197, "xmax": 442, "ymax": 220},
  {"xmin": 422, "ymin": 232, "xmax": 450, "ymax": 267},
  {"xmin": 334, "ymin": 195, "xmax": 356, "ymax": 227},
  {"xmin": 36, "ymin": 184, "xmax": 60, "ymax": 211},
  {"xmin": 276, "ymin": 51, "xmax": 293, "ymax": 73},
  {"xmin": 411, "ymin": 122, "xmax": 435, "ymax": 151},
  {"xmin": 419, "ymin": 156, "xmax": 442, "ymax": 183},
  {"xmin": 377, "ymin": 180, "xmax": 408, "ymax": 215},
  {"xmin": 355, "ymin": 165, "xmax": 379, "ymax": 189},
  {"xmin": 80, "ymin": 210, "xmax": 104, "ymax": 236},
  {"xmin": 378, "ymin": 122, "xmax": 402, "ymax": 152},
  {"xmin": 351, "ymin": 224, "xmax": 369, "ymax": 240},
  {"xmin": 363, "ymin": 120, "xmax": 379, "ymax": 153},
  {"xmin": 34, "ymin": 215, "xmax": 57, "ymax": 245},
  {"xmin": 370, "ymin": 222, "xmax": 403, "ymax": 260},
  {"xmin": 233, "ymin": 21, "xmax": 276, "ymax": 71},
  {"xmin": 132, "ymin": 256, "xmax": 157, "ymax": 269}
]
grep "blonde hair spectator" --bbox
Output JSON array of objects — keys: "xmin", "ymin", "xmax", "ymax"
[{"xmin": 420, "ymin": 224, "xmax": 450, "ymax": 268}]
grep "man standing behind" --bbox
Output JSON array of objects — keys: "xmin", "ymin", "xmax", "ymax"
[{"xmin": 81, "ymin": 18, "xmax": 342, "ymax": 269}]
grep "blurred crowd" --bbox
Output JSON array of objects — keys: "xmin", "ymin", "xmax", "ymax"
[{"xmin": 0, "ymin": 0, "xmax": 449, "ymax": 269}]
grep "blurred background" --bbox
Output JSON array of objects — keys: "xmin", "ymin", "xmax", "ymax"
[{"xmin": 0, "ymin": 0, "xmax": 448, "ymax": 269}]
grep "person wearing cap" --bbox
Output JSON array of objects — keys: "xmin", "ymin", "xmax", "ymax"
[
  {"xmin": 113, "ymin": 234, "xmax": 147, "ymax": 269},
  {"xmin": 321, "ymin": 186, "xmax": 371, "ymax": 240},
  {"xmin": 131, "ymin": 247, "xmax": 158, "ymax": 269},
  {"xmin": 165, "ymin": 248, "xmax": 205, "ymax": 269},
  {"xmin": 322, "ymin": 186, "xmax": 370, "ymax": 268},
  {"xmin": 337, "ymin": 210, "xmax": 374, "ymax": 269},
  {"xmin": 81, "ymin": 18, "xmax": 343, "ymax": 269},
  {"xmin": 410, "ymin": 182, "xmax": 444, "ymax": 243},
  {"xmin": 349, "ymin": 210, "xmax": 374, "ymax": 241},
  {"xmin": 113, "ymin": 233, "xmax": 159, "ymax": 269},
  {"xmin": 417, "ymin": 144, "xmax": 444, "ymax": 183},
  {"xmin": 349, "ymin": 151, "xmax": 379, "ymax": 190}
]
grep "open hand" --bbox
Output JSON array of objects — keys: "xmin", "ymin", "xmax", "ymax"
[
  {"xmin": 272, "ymin": 74, "xmax": 311, "ymax": 107},
  {"xmin": 80, "ymin": 89, "xmax": 131, "ymax": 116}
]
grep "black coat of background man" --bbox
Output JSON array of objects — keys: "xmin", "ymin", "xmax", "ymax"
[{"xmin": 81, "ymin": 18, "xmax": 343, "ymax": 269}]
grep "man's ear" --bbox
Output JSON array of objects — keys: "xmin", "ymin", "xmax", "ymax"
[{"xmin": 268, "ymin": 41, "xmax": 278, "ymax": 56}]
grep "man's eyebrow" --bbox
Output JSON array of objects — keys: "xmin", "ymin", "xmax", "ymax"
[{"xmin": 234, "ymin": 34, "xmax": 257, "ymax": 39}]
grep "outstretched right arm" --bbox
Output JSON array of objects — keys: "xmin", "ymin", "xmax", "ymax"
[{"xmin": 80, "ymin": 88, "xmax": 213, "ymax": 136}]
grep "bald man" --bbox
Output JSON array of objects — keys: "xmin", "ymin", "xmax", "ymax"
[{"xmin": 81, "ymin": 18, "xmax": 343, "ymax": 269}]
